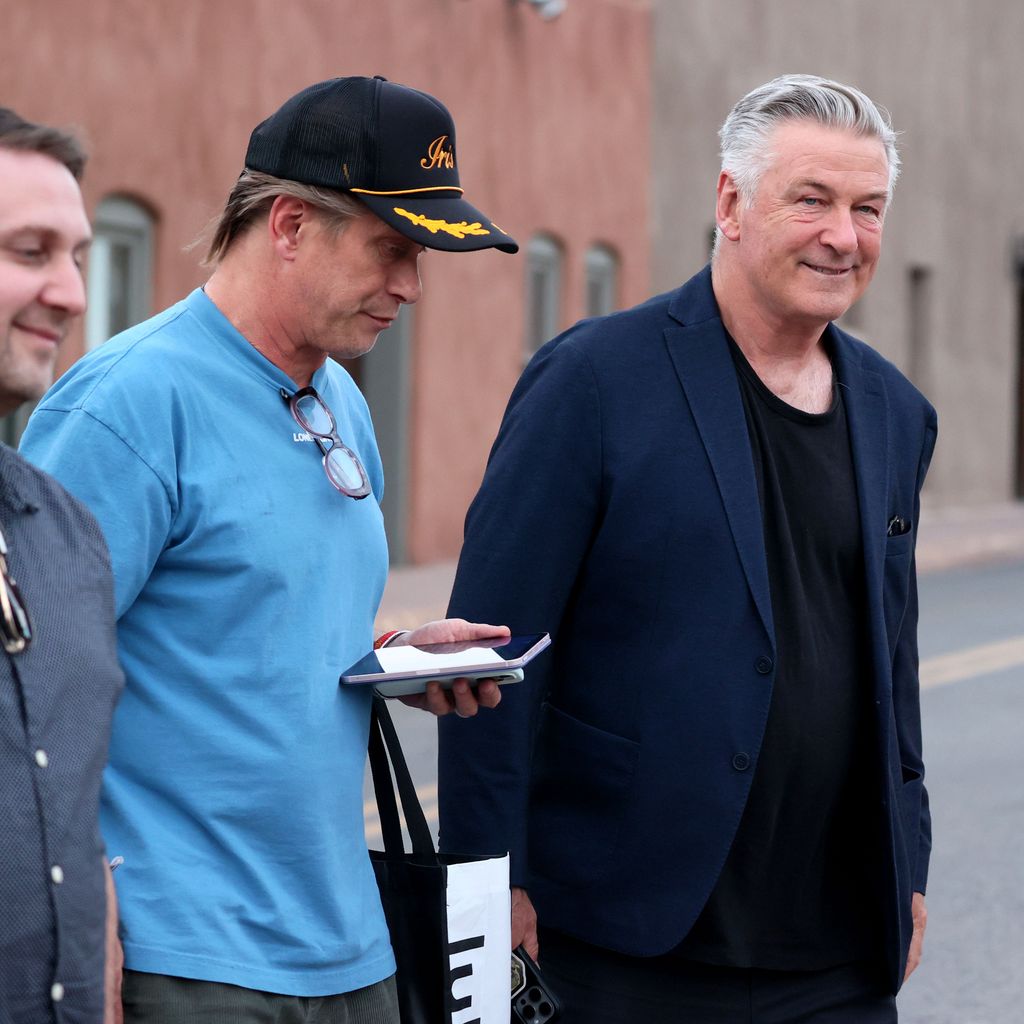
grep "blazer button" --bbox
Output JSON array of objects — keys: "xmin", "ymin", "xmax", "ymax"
[
  {"xmin": 755, "ymin": 655, "xmax": 774, "ymax": 674},
  {"xmin": 732, "ymin": 752, "xmax": 751, "ymax": 771}
]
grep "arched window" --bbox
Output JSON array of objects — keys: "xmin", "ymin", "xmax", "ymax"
[
  {"xmin": 525, "ymin": 233, "xmax": 564, "ymax": 359},
  {"xmin": 584, "ymin": 243, "xmax": 619, "ymax": 318},
  {"xmin": 85, "ymin": 196, "xmax": 155, "ymax": 349}
]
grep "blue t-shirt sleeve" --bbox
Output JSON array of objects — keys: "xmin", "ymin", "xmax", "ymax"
[{"xmin": 20, "ymin": 407, "xmax": 173, "ymax": 618}]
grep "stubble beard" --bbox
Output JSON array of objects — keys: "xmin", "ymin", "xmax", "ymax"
[{"xmin": 0, "ymin": 325, "xmax": 59, "ymax": 412}]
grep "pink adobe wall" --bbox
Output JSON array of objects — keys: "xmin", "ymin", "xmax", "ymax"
[
  {"xmin": 1, "ymin": 0, "xmax": 652, "ymax": 562},
  {"xmin": 403, "ymin": 1, "xmax": 653, "ymax": 560}
]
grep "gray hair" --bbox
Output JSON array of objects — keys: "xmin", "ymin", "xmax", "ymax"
[
  {"xmin": 719, "ymin": 74, "xmax": 900, "ymax": 204},
  {"xmin": 201, "ymin": 169, "xmax": 364, "ymax": 266}
]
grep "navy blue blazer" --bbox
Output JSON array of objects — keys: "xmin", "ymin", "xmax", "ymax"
[{"xmin": 438, "ymin": 266, "xmax": 937, "ymax": 991}]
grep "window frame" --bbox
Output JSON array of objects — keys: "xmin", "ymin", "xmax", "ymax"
[
  {"xmin": 85, "ymin": 195, "xmax": 155, "ymax": 350},
  {"xmin": 524, "ymin": 233, "xmax": 564, "ymax": 361}
]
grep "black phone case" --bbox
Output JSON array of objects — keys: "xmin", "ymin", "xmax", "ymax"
[{"xmin": 511, "ymin": 945, "xmax": 562, "ymax": 1023}]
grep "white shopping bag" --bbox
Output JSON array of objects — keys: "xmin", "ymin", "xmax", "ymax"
[{"xmin": 446, "ymin": 854, "xmax": 512, "ymax": 1024}]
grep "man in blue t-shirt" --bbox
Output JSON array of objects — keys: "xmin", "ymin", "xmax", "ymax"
[{"xmin": 21, "ymin": 77, "xmax": 518, "ymax": 1024}]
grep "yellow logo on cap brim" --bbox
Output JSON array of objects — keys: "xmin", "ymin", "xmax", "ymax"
[{"xmin": 394, "ymin": 207, "xmax": 490, "ymax": 240}]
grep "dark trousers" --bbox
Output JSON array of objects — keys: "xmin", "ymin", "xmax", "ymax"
[
  {"xmin": 538, "ymin": 927, "xmax": 897, "ymax": 1024},
  {"xmin": 121, "ymin": 970, "xmax": 400, "ymax": 1024}
]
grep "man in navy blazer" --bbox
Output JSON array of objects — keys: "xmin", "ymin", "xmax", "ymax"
[{"xmin": 439, "ymin": 75, "xmax": 935, "ymax": 1022}]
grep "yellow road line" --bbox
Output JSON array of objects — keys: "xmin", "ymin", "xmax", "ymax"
[{"xmin": 920, "ymin": 635, "xmax": 1024, "ymax": 689}]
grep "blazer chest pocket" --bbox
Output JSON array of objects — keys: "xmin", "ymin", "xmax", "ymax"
[
  {"xmin": 528, "ymin": 703, "xmax": 640, "ymax": 888},
  {"xmin": 885, "ymin": 528, "xmax": 914, "ymax": 559},
  {"xmin": 882, "ymin": 532, "xmax": 915, "ymax": 645}
]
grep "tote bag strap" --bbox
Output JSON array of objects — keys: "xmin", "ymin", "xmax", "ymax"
[{"xmin": 368, "ymin": 695, "xmax": 437, "ymax": 860}]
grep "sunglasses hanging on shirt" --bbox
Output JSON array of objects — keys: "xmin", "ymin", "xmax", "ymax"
[{"xmin": 0, "ymin": 523, "xmax": 33, "ymax": 655}]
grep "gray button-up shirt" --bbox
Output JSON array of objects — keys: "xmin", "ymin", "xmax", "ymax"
[{"xmin": 1, "ymin": 444, "xmax": 123, "ymax": 1024}]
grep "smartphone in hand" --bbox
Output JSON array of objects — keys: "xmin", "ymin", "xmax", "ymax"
[{"xmin": 511, "ymin": 944, "xmax": 561, "ymax": 1023}]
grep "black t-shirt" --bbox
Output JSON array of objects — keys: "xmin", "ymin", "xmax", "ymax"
[{"xmin": 674, "ymin": 338, "xmax": 882, "ymax": 970}]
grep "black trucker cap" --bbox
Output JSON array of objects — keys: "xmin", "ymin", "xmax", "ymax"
[{"xmin": 245, "ymin": 76, "xmax": 518, "ymax": 254}]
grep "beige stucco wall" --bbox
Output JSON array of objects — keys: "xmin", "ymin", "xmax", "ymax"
[
  {"xmin": 652, "ymin": 0, "xmax": 1024, "ymax": 506},
  {"xmin": 1, "ymin": 0, "xmax": 651, "ymax": 561}
]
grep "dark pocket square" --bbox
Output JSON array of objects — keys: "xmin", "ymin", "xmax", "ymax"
[{"xmin": 887, "ymin": 514, "xmax": 911, "ymax": 537}]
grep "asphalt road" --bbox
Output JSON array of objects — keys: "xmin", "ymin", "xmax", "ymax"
[
  {"xmin": 366, "ymin": 557, "xmax": 1024, "ymax": 1023},
  {"xmin": 897, "ymin": 558, "xmax": 1024, "ymax": 1024}
]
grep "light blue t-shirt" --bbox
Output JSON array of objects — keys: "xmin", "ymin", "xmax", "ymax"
[{"xmin": 20, "ymin": 289, "xmax": 395, "ymax": 995}]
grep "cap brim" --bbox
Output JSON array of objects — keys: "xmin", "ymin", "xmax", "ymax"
[{"xmin": 356, "ymin": 193, "xmax": 519, "ymax": 254}]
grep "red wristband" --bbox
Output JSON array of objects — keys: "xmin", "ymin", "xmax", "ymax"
[{"xmin": 373, "ymin": 629, "xmax": 407, "ymax": 650}]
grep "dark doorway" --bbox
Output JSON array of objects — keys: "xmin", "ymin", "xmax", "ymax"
[
  {"xmin": 907, "ymin": 266, "xmax": 932, "ymax": 394},
  {"xmin": 341, "ymin": 304, "xmax": 413, "ymax": 564},
  {"xmin": 1015, "ymin": 238, "xmax": 1024, "ymax": 497}
]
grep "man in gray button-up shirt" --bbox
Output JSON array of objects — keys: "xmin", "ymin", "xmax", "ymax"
[{"xmin": 0, "ymin": 107, "xmax": 124, "ymax": 1024}]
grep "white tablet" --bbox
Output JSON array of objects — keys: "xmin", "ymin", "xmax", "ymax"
[{"xmin": 339, "ymin": 632, "xmax": 551, "ymax": 697}]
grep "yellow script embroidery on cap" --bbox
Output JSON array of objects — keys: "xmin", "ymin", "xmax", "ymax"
[
  {"xmin": 394, "ymin": 208, "xmax": 490, "ymax": 239},
  {"xmin": 420, "ymin": 136, "xmax": 455, "ymax": 170}
]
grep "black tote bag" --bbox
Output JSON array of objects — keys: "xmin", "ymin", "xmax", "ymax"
[{"xmin": 368, "ymin": 697, "xmax": 511, "ymax": 1024}]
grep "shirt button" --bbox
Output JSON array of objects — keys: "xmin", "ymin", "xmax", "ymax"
[
  {"xmin": 51, "ymin": 982, "xmax": 65, "ymax": 1002},
  {"xmin": 732, "ymin": 752, "xmax": 751, "ymax": 771},
  {"xmin": 50, "ymin": 865, "xmax": 64, "ymax": 885},
  {"xmin": 35, "ymin": 749, "xmax": 49, "ymax": 768},
  {"xmin": 755, "ymin": 656, "xmax": 774, "ymax": 674}
]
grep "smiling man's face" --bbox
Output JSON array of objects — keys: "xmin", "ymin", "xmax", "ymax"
[
  {"xmin": 0, "ymin": 148, "xmax": 91, "ymax": 415},
  {"xmin": 720, "ymin": 119, "xmax": 890, "ymax": 332}
]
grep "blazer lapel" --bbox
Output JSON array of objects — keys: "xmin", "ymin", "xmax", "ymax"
[
  {"xmin": 663, "ymin": 281, "xmax": 774, "ymax": 644},
  {"xmin": 660, "ymin": 270, "xmax": 897, "ymax": 656},
  {"xmin": 831, "ymin": 326, "xmax": 891, "ymax": 693}
]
